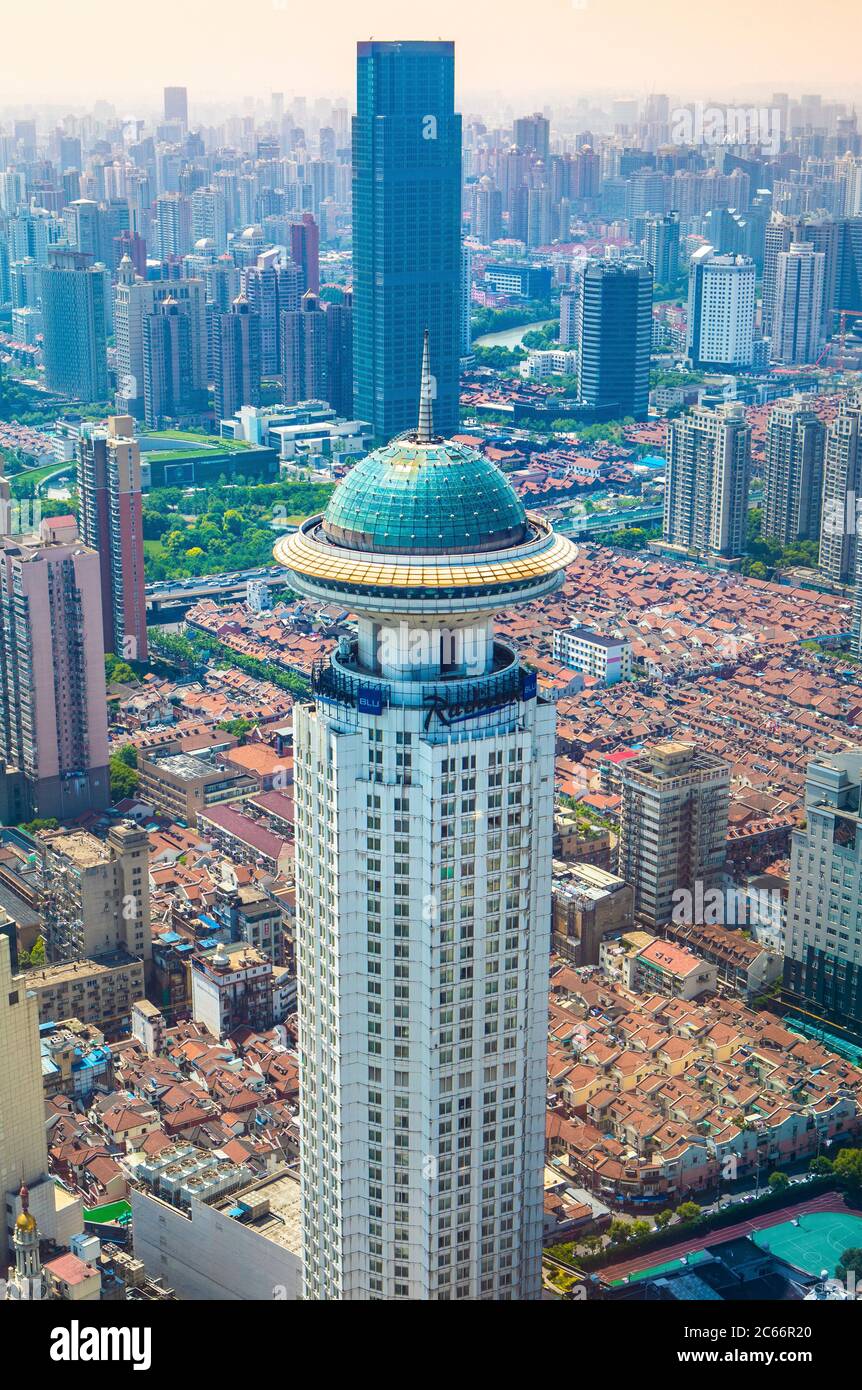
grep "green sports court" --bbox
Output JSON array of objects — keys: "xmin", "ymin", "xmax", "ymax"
[{"xmin": 750, "ymin": 1211, "xmax": 862, "ymax": 1277}]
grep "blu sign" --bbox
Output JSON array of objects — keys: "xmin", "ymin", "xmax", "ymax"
[
  {"xmin": 358, "ymin": 685, "xmax": 385, "ymax": 716},
  {"xmin": 520, "ymin": 669, "xmax": 538, "ymax": 701}
]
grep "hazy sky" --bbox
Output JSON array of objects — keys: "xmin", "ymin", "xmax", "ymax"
[{"xmin": 2, "ymin": 0, "xmax": 860, "ymax": 110}]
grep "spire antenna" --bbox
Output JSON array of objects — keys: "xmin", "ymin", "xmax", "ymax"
[{"xmin": 417, "ymin": 329, "xmax": 434, "ymax": 442}]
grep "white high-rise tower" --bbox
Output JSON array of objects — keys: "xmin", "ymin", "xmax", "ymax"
[{"xmin": 275, "ymin": 334, "xmax": 575, "ymax": 1300}]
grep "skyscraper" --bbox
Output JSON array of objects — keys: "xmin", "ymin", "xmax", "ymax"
[
  {"xmin": 513, "ymin": 112, "xmax": 550, "ymax": 160},
  {"xmin": 784, "ymin": 752, "xmax": 862, "ymax": 1040},
  {"xmin": 686, "ymin": 247, "xmax": 756, "ymax": 370},
  {"xmin": 353, "ymin": 41, "xmax": 462, "ymax": 441},
  {"xmin": 40, "ymin": 248, "xmax": 108, "ymax": 402},
  {"xmin": 290, "ymin": 212, "xmax": 320, "ymax": 294},
  {"xmin": 0, "ymin": 519, "xmax": 110, "ymax": 823},
  {"xmin": 113, "ymin": 259, "xmax": 207, "ymax": 417},
  {"xmin": 761, "ymin": 399, "xmax": 825, "ymax": 546},
  {"xmin": 281, "ymin": 291, "xmax": 327, "ymax": 405},
  {"xmin": 273, "ymin": 338, "xmax": 575, "ymax": 1300},
  {"xmin": 639, "ymin": 211, "xmax": 680, "ymax": 286},
  {"xmin": 617, "ymin": 741, "xmax": 730, "ymax": 930},
  {"xmin": 819, "ymin": 390, "xmax": 862, "ymax": 584},
  {"xmin": 142, "ymin": 295, "xmax": 198, "ymax": 427},
  {"xmin": 577, "ymin": 259, "xmax": 652, "ymax": 420},
  {"xmin": 0, "ymin": 935, "xmax": 59, "ymax": 1263},
  {"xmin": 214, "ymin": 294, "xmax": 262, "ymax": 422},
  {"xmin": 323, "ymin": 291, "xmax": 354, "ymax": 418},
  {"xmin": 771, "ymin": 242, "xmax": 825, "ymax": 364},
  {"xmin": 163, "ymin": 86, "xmax": 189, "ymax": 127},
  {"xmin": 663, "ymin": 402, "xmax": 751, "ymax": 563},
  {"xmin": 78, "ymin": 415, "xmax": 148, "ymax": 663}
]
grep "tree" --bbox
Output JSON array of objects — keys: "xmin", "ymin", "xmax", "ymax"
[
  {"xmin": 768, "ymin": 1171, "xmax": 790, "ymax": 1192},
  {"xmin": 655, "ymin": 1208, "xmax": 674, "ymax": 1230},
  {"xmin": 19, "ymin": 817, "xmax": 58, "ymax": 834},
  {"xmin": 109, "ymin": 751, "xmax": 139, "ymax": 800},
  {"xmin": 674, "ymin": 1201, "xmax": 702, "ymax": 1223},
  {"xmin": 809, "ymin": 1155, "xmax": 834, "ymax": 1175},
  {"xmin": 836, "ymin": 1247, "xmax": 862, "ymax": 1286},
  {"xmin": 833, "ymin": 1147, "xmax": 862, "ymax": 1196},
  {"xmin": 629, "ymin": 1219, "xmax": 651, "ymax": 1240},
  {"xmin": 608, "ymin": 1218, "xmax": 632, "ymax": 1245}
]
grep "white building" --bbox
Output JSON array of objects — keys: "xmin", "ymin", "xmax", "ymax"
[
  {"xmin": 519, "ymin": 348, "xmax": 578, "ymax": 380},
  {"xmin": 131, "ymin": 1170, "xmax": 302, "ymax": 1300},
  {"xmin": 552, "ymin": 626, "xmax": 631, "ymax": 684},
  {"xmin": 771, "ymin": 242, "xmax": 825, "ymax": 365},
  {"xmin": 274, "ymin": 334, "xmax": 575, "ymax": 1301},
  {"xmin": 686, "ymin": 246, "xmax": 756, "ymax": 370}
]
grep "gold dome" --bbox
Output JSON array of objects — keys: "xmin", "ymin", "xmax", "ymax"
[{"xmin": 15, "ymin": 1210, "xmax": 37, "ymax": 1235}]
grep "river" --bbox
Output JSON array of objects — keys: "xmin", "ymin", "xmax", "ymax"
[{"xmin": 473, "ymin": 318, "xmax": 557, "ymax": 350}]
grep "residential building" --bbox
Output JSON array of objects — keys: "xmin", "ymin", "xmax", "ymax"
[
  {"xmin": 686, "ymin": 247, "xmax": 756, "ymax": 370},
  {"xmin": 190, "ymin": 942, "xmax": 273, "ymax": 1040},
  {"xmin": 624, "ymin": 937, "xmax": 718, "ymax": 1000},
  {"xmin": 761, "ymin": 399, "xmax": 825, "ymax": 546},
  {"xmin": 114, "ymin": 260, "xmax": 206, "ymax": 418},
  {"xmin": 289, "ymin": 213, "xmax": 320, "ymax": 294},
  {"xmin": 323, "ymin": 291, "xmax": 353, "ymax": 418},
  {"xmin": 662, "ymin": 402, "xmax": 751, "ymax": 563},
  {"xmin": 784, "ymin": 751, "xmax": 862, "ymax": 1040},
  {"xmin": 77, "ymin": 415, "xmax": 148, "ymax": 662},
  {"xmin": 213, "ymin": 295, "xmax": 261, "ymax": 422},
  {"xmin": 552, "ymin": 626, "xmax": 632, "ymax": 684},
  {"xmin": 617, "ymin": 741, "xmax": 730, "ymax": 929},
  {"xmin": 25, "ymin": 953, "xmax": 146, "ymax": 1034},
  {"xmin": 137, "ymin": 746, "xmax": 257, "ymax": 825},
  {"xmin": 281, "ymin": 291, "xmax": 327, "ymax": 405},
  {"xmin": 640, "ymin": 211, "xmax": 680, "ymax": 286},
  {"xmin": 0, "ymin": 521, "xmax": 109, "ymax": 823},
  {"xmin": 771, "ymin": 242, "xmax": 826, "ymax": 365},
  {"xmin": 552, "ymin": 863, "xmax": 633, "ymax": 964},
  {"xmin": 0, "ymin": 935, "xmax": 79, "ymax": 1262},
  {"xmin": 819, "ymin": 390, "xmax": 862, "ymax": 585},
  {"xmin": 142, "ymin": 295, "xmax": 200, "ymax": 427},
  {"xmin": 41, "ymin": 822, "xmax": 152, "ymax": 965},
  {"xmin": 353, "ymin": 40, "xmax": 461, "ymax": 440}
]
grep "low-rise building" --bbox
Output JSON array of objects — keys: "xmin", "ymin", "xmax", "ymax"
[
  {"xmin": 553, "ymin": 626, "xmax": 632, "ymax": 685},
  {"xmin": 552, "ymin": 862, "xmax": 633, "ymax": 965},
  {"xmin": 624, "ymin": 937, "xmax": 718, "ymax": 1000}
]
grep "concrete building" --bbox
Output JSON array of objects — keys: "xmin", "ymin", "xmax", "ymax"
[
  {"xmin": 281, "ymin": 291, "xmax": 327, "ymax": 406},
  {"xmin": 552, "ymin": 862, "xmax": 633, "ymax": 964},
  {"xmin": 190, "ymin": 941, "xmax": 274, "ymax": 1041},
  {"xmin": 24, "ymin": 952, "xmax": 147, "ymax": 1036},
  {"xmin": 0, "ymin": 936, "xmax": 82, "ymax": 1262},
  {"xmin": 771, "ymin": 242, "xmax": 825, "ymax": 365},
  {"xmin": 617, "ymin": 741, "xmax": 730, "ymax": 930},
  {"xmin": 624, "ymin": 937, "xmax": 718, "ymax": 1000},
  {"xmin": 661, "ymin": 402, "xmax": 751, "ymax": 564},
  {"xmin": 0, "ymin": 521, "xmax": 109, "ymax": 823},
  {"xmin": 213, "ymin": 294, "xmax": 261, "ymax": 423},
  {"xmin": 113, "ymin": 257, "xmax": 206, "ymax": 418},
  {"xmin": 77, "ymin": 415, "xmax": 148, "ymax": 662},
  {"xmin": 784, "ymin": 751, "xmax": 862, "ymax": 1040},
  {"xmin": 577, "ymin": 259, "xmax": 652, "ymax": 421},
  {"xmin": 40, "ymin": 247, "xmax": 108, "ymax": 402},
  {"xmin": 552, "ymin": 626, "xmax": 631, "ymax": 684},
  {"xmin": 819, "ymin": 390, "xmax": 862, "ymax": 585},
  {"xmin": 686, "ymin": 247, "xmax": 756, "ymax": 370},
  {"xmin": 274, "ymin": 334, "xmax": 575, "ymax": 1299},
  {"xmin": 137, "ymin": 746, "xmax": 256, "ymax": 825},
  {"xmin": 131, "ymin": 1169, "xmax": 301, "ymax": 1301},
  {"xmin": 761, "ymin": 399, "xmax": 825, "ymax": 547},
  {"xmin": 40, "ymin": 822, "xmax": 151, "ymax": 965}
]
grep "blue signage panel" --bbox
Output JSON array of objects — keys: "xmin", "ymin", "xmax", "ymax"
[
  {"xmin": 358, "ymin": 685, "xmax": 384, "ymax": 716},
  {"xmin": 520, "ymin": 669, "xmax": 538, "ymax": 701}
]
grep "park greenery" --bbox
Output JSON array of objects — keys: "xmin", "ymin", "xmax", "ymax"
[
  {"xmin": 141, "ymin": 479, "xmax": 335, "ymax": 580},
  {"xmin": 109, "ymin": 743, "xmax": 139, "ymax": 800},
  {"xmin": 743, "ymin": 506, "xmax": 820, "ymax": 578}
]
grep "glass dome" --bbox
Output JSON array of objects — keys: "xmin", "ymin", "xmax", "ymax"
[{"xmin": 322, "ymin": 437, "xmax": 528, "ymax": 555}]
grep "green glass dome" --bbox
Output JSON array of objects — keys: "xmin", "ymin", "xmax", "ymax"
[{"xmin": 322, "ymin": 437, "xmax": 528, "ymax": 556}]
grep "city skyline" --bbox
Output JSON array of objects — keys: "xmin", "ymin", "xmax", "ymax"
[{"xmin": 2, "ymin": 0, "xmax": 861, "ymax": 107}]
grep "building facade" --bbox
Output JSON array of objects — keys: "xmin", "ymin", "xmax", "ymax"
[
  {"xmin": 577, "ymin": 259, "xmax": 652, "ymax": 421},
  {"xmin": 274, "ymin": 339, "xmax": 574, "ymax": 1299},
  {"xmin": 353, "ymin": 41, "xmax": 462, "ymax": 441},
  {"xmin": 77, "ymin": 415, "xmax": 148, "ymax": 662}
]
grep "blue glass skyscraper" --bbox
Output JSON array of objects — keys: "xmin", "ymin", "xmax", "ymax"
[{"xmin": 353, "ymin": 40, "xmax": 462, "ymax": 442}]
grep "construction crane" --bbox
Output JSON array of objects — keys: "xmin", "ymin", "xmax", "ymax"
[{"xmin": 814, "ymin": 308, "xmax": 862, "ymax": 369}]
